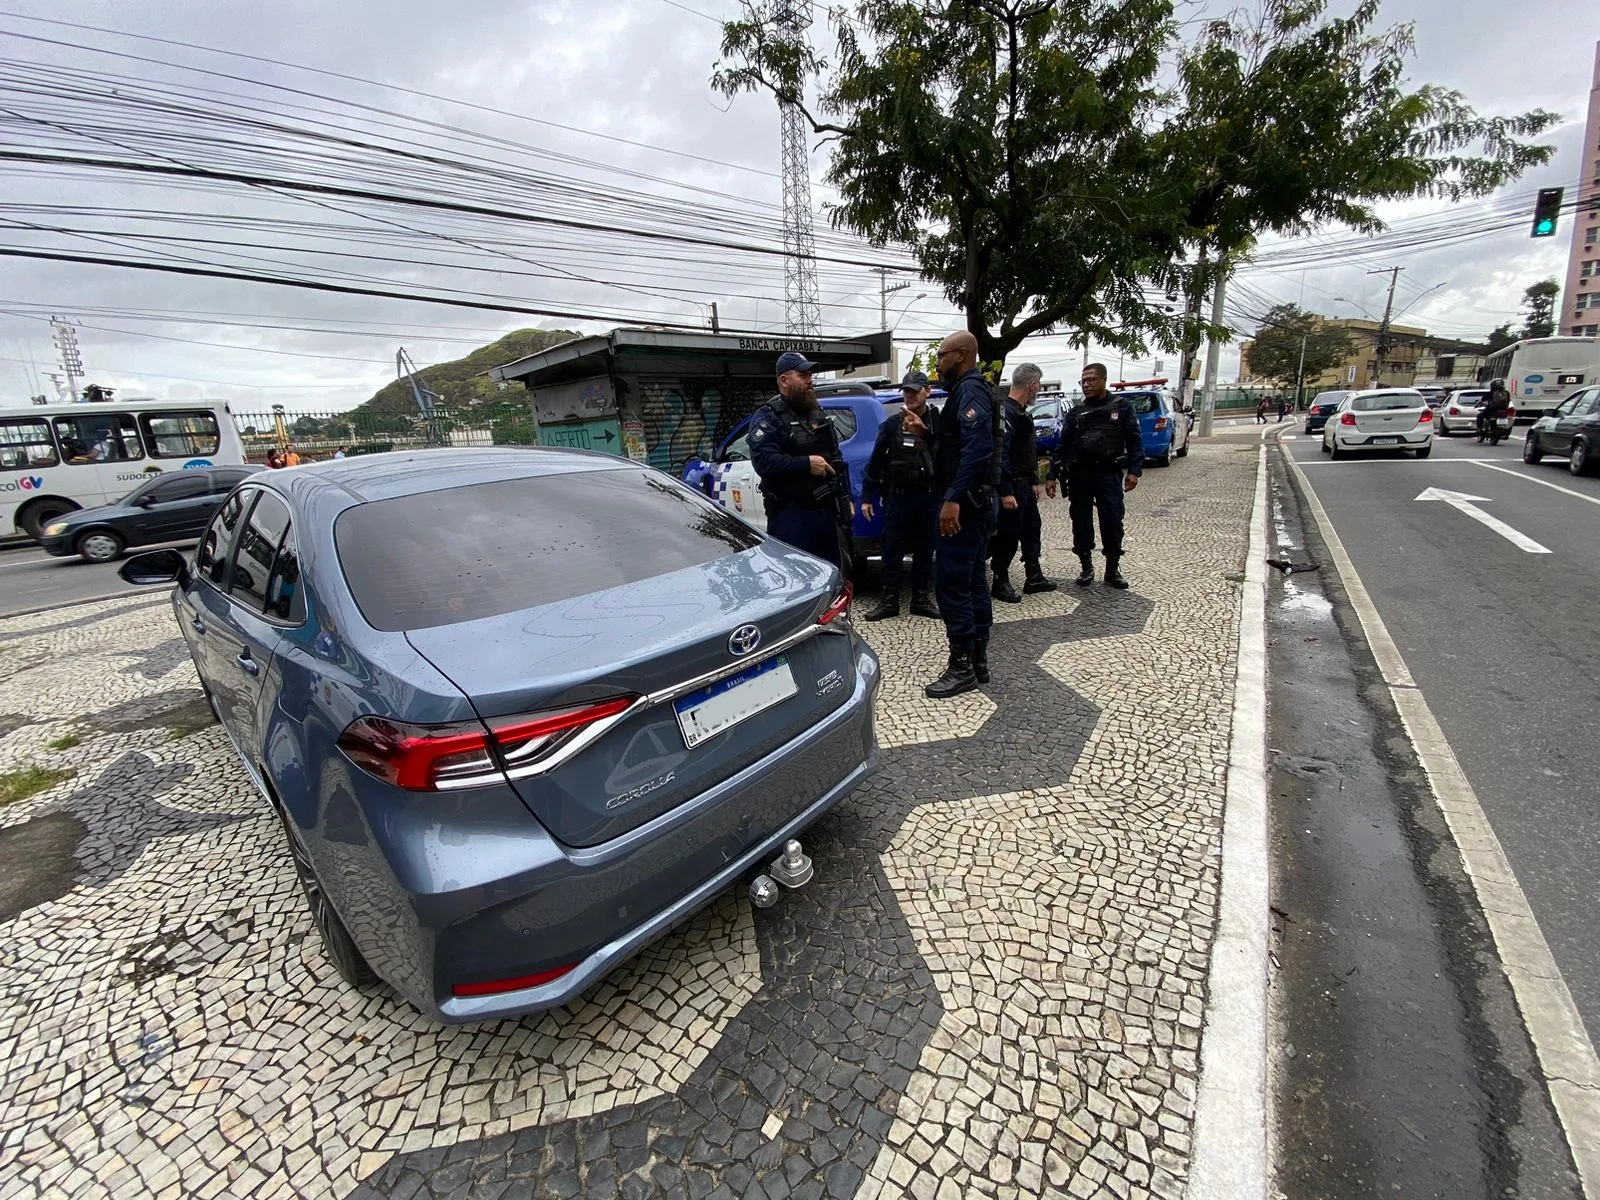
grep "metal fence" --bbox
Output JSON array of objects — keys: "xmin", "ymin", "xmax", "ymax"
[{"xmin": 232, "ymin": 401, "xmax": 537, "ymax": 463}]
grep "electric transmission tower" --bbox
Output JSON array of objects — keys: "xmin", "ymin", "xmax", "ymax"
[
  {"xmin": 52, "ymin": 318, "xmax": 83, "ymax": 400},
  {"xmin": 775, "ymin": 0, "xmax": 820, "ymax": 336}
]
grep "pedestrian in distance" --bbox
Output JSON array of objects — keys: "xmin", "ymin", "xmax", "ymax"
[
  {"xmin": 862, "ymin": 370, "xmax": 941, "ymax": 622},
  {"xmin": 1277, "ymin": 395, "xmax": 1289, "ymax": 422},
  {"xmin": 284, "ymin": 447, "xmax": 302, "ymax": 467},
  {"xmin": 749, "ymin": 351, "xmax": 854, "ymax": 571},
  {"xmin": 925, "ymin": 330, "xmax": 1008, "ymax": 700},
  {"xmin": 1256, "ymin": 396, "xmax": 1269, "ymax": 424},
  {"xmin": 1046, "ymin": 362, "xmax": 1144, "ymax": 589},
  {"xmin": 265, "ymin": 449, "xmax": 285, "ymax": 469},
  {"xmin": 990, "ymin": 362, "xmax": 1057, "ymax": 602},
  {"xmin": 334, "ymin": 446, "xmax": 348, "ymax": 460}
]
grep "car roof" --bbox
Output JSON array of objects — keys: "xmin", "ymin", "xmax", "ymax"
[{"xmin": 260, "ymin": 447, "xmax": 634, "ymax": 505}]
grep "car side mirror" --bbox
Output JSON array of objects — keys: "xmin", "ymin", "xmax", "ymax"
[{"xmin": 120, "ymin": 548, "xmax": 190, "ymax": 588}]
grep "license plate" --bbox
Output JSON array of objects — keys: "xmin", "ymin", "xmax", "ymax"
[
  {"xmin": 674, "ymin": 654, "xmax": 797, "ymax": 748},
  {"xmin": 1370, "ymin": 436, "xmax": 1400, "ymax": 445}
]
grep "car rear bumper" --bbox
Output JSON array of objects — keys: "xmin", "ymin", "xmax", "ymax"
[
  {"xmin": 1304, "ymin": 416, "xmax": 1329, "ymax": 433},
  {"xmin": 1329, "ymin": 429, "xmax": 1431, "ymax": 450},
  {"xmin": 387, "ymin": 640, "xmax": 881, "ymax": 1022}
]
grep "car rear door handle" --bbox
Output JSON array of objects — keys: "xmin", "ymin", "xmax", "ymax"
[
  {"xmin": 236, "ymin": 653, "xmax": 259, "ymax": 677},
  {"xmin": 189, "ymin": 615, "xmax": 206, "ymax": 635}
]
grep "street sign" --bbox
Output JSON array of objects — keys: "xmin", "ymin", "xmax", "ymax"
[{"xmin": 538, "ymin": 418, "xmax": 623, "ymax": 455}]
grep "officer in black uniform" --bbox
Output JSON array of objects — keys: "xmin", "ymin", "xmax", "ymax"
[
  {"xmin": 749, "ymin": 351, "xmax": 852, "ymax": 569},
  {"xmin": 862, "ymin": 369, "xmax": 941, "ymax": 621},
  {"xmin": 927, "ymin": 330, "xmax": 1007, "ymax": 699},
  {"xmin": 1047, "ymin": 362, "xmax": 1143, "ymax": 589},
  {"xmin": 990, "ymin": 362, "xmax": 1057, "ymax": 601}
]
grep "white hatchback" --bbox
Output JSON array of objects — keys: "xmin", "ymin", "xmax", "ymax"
[{"xmin": 1321, "ymin": 389, "xmax": 1435, "ymax": 459}]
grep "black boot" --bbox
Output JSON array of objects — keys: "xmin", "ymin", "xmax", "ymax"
[
  {"xmin": 1023, "ymin": 562, "xmax": 1057, "ymax": 594},
  {"xmin": 864, "ymin": 592, "xmax": 900, "ymax": 621},
  {"xmin": 972, "ymin": 640, "xmax": 990, "ymax": 684},
  {"xmin": 1104, "ymin": 556, "xmax": 1129, "ymax": 589},
  {"xmin": 909, "ymin": 589, "xmax": 940, "ymax": 619},
  {"xmin": 1074, "ymin": 555, "xmax": 1095, "ymax": 587},
  {"xmin": 991, "ymin": 569, "xmax": 1022, "ymax": 603},
  {"xmin": 925, "ymin": 644, "xmax": 978, "ymax": 699}
]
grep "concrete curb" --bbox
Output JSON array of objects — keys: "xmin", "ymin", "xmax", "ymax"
[
  {"xmin": 0, "ymin": 591, "xmax": 166, "ymax": 623},
  {"xmin": 1282, "ymin": 443, "xmax": 1600, "ymax": 1198},
  {"xmin": 1187, "ymin": 442, "xmax": 1271, "ymax": 1199}
]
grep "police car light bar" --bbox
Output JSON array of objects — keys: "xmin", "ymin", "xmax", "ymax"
[{"xmin": 1111, "ymin": 378, "xmax": 1169, "ymax": 389}]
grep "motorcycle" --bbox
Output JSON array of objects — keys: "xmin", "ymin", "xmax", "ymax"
[{"xmin": 1475, "ymin": 404, "xmax": 1513, "ymax": 446}]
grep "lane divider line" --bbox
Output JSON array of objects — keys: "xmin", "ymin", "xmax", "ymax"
[
  {"xmin": 1471, "ymin": 460, "xmax": 1600, "ymax": 508},
  {"xmin": 1282, "ymin": 445, "xmax": 1600, "ymax": 1197}
]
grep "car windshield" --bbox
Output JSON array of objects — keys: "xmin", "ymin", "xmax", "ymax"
[
  {"xmin": 1029, "ymin": 399, "xmax": 1062, "ymax": 420},
  {"xmin": 117, "ymin": 475, "xmax": 165, "ymax": 505},
  {"xmin": 1313, "ymin": 393, "xmax": 1348, "ymax": 407},
  {"xmin": 1351, "ymin": 393, "xmax": 1421, "ymax": 412},
  {"xmin": 1454, "ymin": 392, "xmax": 1487, "ymax": 403},
  {"xmin": 335, "ymin": 469, "xmax": 764, "ymax": 632}
]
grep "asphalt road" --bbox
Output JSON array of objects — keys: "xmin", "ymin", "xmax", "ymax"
[
  {"xmin": 0, "ymin": 539, "xmax": 178, "ymax": 618},
  {"xmin": 1282, "ymin": 427, "xmax": 1600, "ymax": 1048}
]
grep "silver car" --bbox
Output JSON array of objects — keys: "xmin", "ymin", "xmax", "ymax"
[{"xmin": 1436, "ymin": 388, "xmax": 1491, "ymax": 436}]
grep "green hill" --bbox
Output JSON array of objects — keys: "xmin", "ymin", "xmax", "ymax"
[{"xmin": 353, "ymin": 327, "xmax": 579, "ymax": 418}]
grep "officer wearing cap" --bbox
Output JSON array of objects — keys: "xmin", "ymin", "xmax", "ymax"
[
  {"xmin": 861, "ymin": 369, "xmax": 940, "ymax": 622},
  {"xmin": 749, "ymin": 351, "xmax": 852, "ymax": 568},
  {"xmin": 1046, "ymin": 362, "xmax": 1143, "ymax": 588},
  {"xmin": 926, "ymin": 330, "xmax": 1007, "ymax": 699}
]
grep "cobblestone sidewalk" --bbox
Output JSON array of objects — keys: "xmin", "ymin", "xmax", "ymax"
[{"xmin": 0, "ymin": 442, "xmax": 1258, "ymax": 1200}]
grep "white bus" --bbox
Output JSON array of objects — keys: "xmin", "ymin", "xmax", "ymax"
[
  {"xmin": 1483, "ymin": 336, "xmax": 1600, "ymax": 420},
  {"xmin": 0, "ymin": 398, "xmax": 246, "ymax": 541}
]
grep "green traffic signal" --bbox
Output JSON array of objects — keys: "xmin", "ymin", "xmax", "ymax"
[
  {"xmin": 1531, "ymin": 187, "xmax": 1563, "ymax": 238},
  {"xmin": 1534, "ymin": 218, "xmax": 1556, "ymax": 237}
]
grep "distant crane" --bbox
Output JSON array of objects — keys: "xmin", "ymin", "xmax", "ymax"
[{"xmin": 397, "ymin": 348, "xmax": 445, "ymax": 445}]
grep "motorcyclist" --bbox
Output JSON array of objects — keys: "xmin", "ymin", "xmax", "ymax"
[{"xmin": 1477, "ymin": 378, "xmax": 1512, "ymax": 439}]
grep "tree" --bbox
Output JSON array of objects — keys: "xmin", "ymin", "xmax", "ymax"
[
  {"xmin": 1520, "ymin": 279, "xmax": 1560, "ymax": 340},
  {"xmin": 1246, "ymin": 304, "xmax": 1354, "ymax": 388},
  {"xmin": 1484, "ymin": 323, "xmax": 1517, "ymax": 354},
  {"xmin": 714, "ymin": 0, "xmax": 1556, "ymax": 365}
]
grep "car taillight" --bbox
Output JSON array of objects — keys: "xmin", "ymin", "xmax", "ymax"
[
  {"xmin": 1419, "ymin": 408, "xmax": 1434, "ymax": 422},
  {"xmin": 819, "ymin": 581, "xmax": 853, "ymax": 625},
  {"xmin": 452, "ymin": 962, "xmax": 577, "ymax": 998},
  {"xmin": 1153, "ymin": 417, "xmax": 1168, "ymax": 431},
  {"xmin": 1448, "ymin": 407, "xmax": 1459, "ymax": 416},
  {"xmin": 1339, "ymin": 412, "xmax": 1356, "ymax": 426},
  {"xmin": 339, "ymin": 696, "xmax": 636, "ymax": 792},
  {"xmin": 1507, "ymin": 406, "xmax": 1516, "ymax": 419}
]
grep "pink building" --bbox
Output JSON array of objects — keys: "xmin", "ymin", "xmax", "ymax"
[{"xmin": 1562, "ymin": 41, "xmax": 1600, "ymax": 337}]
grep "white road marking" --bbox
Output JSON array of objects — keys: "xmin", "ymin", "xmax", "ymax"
[
  {"xmin": 1414, "ymin": 487, "xmax": 1551, "ymax": 554},
  {"xmin": 1298, "ymin": 456, "xmax": 1497, "ymax": 465},
  {"xmin": 1286, "ymin": 451, "xmax": 1600, "ymax": 1196},
  {"xmin": 1471, "ymin": 461, "xmax": 1600, "ymax": 508},
  {"xmin": 1190, "ymin": 443, "xmax": 1270, "ymax": 1200}
]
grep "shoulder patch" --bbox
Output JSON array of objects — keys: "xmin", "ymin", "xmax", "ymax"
[
  {"xmin": 964, "ymin": 407, "xmax": 976, "ymax": 419},
  {"xmin": 751, "ymin": 428, "xmax": 765, "ymax": 441}
]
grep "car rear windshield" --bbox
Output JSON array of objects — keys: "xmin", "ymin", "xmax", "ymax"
[
  {"xmin": 1454, "ymin": 391, "xmax": 1487, "ymax": 402},
  {"xmin": 1122, "ymin": 392, "xmax": 1160, "ymax": 414},
  {"xmin": 336, "ymin": 468, "xmax": 764, "ymax": 632},
  {"xmin": 1351, "ymin": 393, "xmax": 1421, "ymax": 412}
]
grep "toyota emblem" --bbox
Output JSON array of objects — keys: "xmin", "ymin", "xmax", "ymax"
[{"xmin": 728, "ymin": 624, "xmax": 762, "ymax": 656}]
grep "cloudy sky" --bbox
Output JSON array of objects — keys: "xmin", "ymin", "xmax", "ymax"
[{"xmin": 0, "ymin": 0, "xmax": 1592, "ymax": 414}]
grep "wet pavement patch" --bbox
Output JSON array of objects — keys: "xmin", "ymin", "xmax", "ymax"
[{"xmin": 0, "ymin": 809, "xmax": 87, "ymax": 923}]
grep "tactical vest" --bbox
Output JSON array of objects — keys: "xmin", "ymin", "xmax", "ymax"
[
  {"xmin": 1073, "ymin": 399, "xmax": 1125, "ymax": 466},
  {"xmin": 886, "ymin": 414, "xmax": 936, "ymax": 495},
  {"xmin": 759, "ymin": 398, "xmax": 840, "ymax": 510},
  {"xmin": 934, "ymin": 374, "xmax": 1005, "ymax": 499}
]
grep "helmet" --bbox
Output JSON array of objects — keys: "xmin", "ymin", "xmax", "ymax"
[{"xmin": 1489, "ymin": 377, "xmax": 1505, "ymax": 389}]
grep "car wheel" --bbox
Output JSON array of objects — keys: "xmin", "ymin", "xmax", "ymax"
[
  {"xmin": 1320, "ymin": 438, "xmax": 1332, "ymax": 455},
  {"xmin": 280, "ymin": 807, "xmax": 377, "ymax": 989},
  {"xmin": 1329, "ymin": 440, "xmax": 1343, "ymax": 460},
  {"xmin": 1414, "ymin": 444, "xmax": 1432, "ymax": 460},
  {"xmin": 19, "ymin": 500, "xmax": 77, "ymax": 543},
  {"xmin": 75, "ymin": 529, "xmax": 125, "ymax": 564},
  {"xmin": 1437, "ymin": 424, "xmax": 1451, "ymax": 437},
  {"xmin": 1523, "ymin": 433, "xmax": 1543, "ymax": 464},
  {"xmin": 1572, "ymin": 439, "xmax": 1592, "ymax": 477},
  {"xmin": 1177, "ymin": 437, "xmax": 1189, "ymax": 458}
]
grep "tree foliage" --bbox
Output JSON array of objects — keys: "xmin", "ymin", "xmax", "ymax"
[
  {"xmin": 1520, "ymin": 279, "xmax": 1560, "ymax": 340},
  {"xmin": 1246, "ymin": 304, "xmax": 1355, "ymax": 385},
  {"xmin": 714, "ymin": 0, "xmax": 1557, "ymax": 365},
  {"xmin": 350, "ymin": 328, "xmax": 577, "ymax": 420},
  {"xmin": 1484, "ymin": 322, "xmax": 1517, "ymax": 354}
]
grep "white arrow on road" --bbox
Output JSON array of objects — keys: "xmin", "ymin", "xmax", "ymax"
[{"xmin": 1415, "ymin": 487, "xmax": 1551, "ymax": 554}]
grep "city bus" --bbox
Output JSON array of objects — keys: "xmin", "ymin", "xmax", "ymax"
[
  {"xmin": 0, "ymin": 398, "xmax": 246, "ymax": 541},
  {"xmin": 1482, "ymin": 336, "xmax": 1600, "ymax": 420}
]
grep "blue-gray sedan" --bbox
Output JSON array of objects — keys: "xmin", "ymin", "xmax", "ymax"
[{"xmin": 120, "ymin": 448, "xmax": 880, "ymax": 1022}]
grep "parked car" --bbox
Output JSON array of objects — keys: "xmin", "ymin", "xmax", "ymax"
[
  {"xmin": 682, "ymin": 384, "xmax": 943, "ymax": 563},
  {"xmin": 1522, "ymin": 386, "xmax": 1600, "ymax": 475},
  {"xmin": 1115, "ymin": 388, "xmax": 1189, "ymax": 466},
  {"xmin": 1028, "ymin": 394, "xmax": 1068, "ymax": 456},
  {"xmin": 118, "ymin": 449, "xmax": 881, "ymax": 1021},
  {"xmin": 1302, "ymin": 390, "xmax": 1351, "ymax": 436},
  {"xmin": 1321, "ymin": 389, "xmax": 1434, "ymax": 459},
  {"xmin": 39, "ymin": 466, "xmax": 261, "ymax": 563}
]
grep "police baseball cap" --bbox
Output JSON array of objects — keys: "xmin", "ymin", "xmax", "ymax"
[
  {"xmin": 775, "ymin": 351, "xmax": 816, "ymax": 375},
  {"xmin": 900, "ymin": 369, "xmax": 930, "ymax": 392}
]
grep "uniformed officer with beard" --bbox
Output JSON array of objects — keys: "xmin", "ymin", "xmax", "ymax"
[
  {"xmin": 1046, "ymin": 362, "xmax": 1143, "ymax": 588},
  {"xmin": 749, "ymin": 351, "xmax": 852, "ymax": 568}
]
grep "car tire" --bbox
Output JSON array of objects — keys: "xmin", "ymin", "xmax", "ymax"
[
  {"xmin": 1329, "ymin": 440, "xmax": 1343, "ymax": 460},
  {"xmin": 1437, "ymin": 424, "xmax": 1451, "ymax": 437},
  {"xmin": 1572, "ymin": 439, "xmax": 1592, "ymax": 478},
  {"xmin": 1523, "ymin": 433, "xmax": 1543, "ymax": 464},
  {"xmin": 280, "ymin": 807, "xmax": 377, "ymax": 990},
  {"xmin": 1321, "ymin": 438, "xmax": 1332, "ymax": 455},
  {"xmin": 1414, "ymin": 444, "xmax": 1432, "ymax": 460},
  {"xmin": 75, "ymin": 529, "xmax": 125, "ymax": 564},
  {"xmin": 19, "ymin": 500, "xmax": 78, "ymax": 543},
  {"xmin": 1177, "ymin": 438, "xmax": 1189, "ymax": 458}
]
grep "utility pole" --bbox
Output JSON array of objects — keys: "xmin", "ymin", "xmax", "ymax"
[
  {"xmin": 875, "ymin": 267, "xmax": 909, "ymax": 332},
  {"xmin": 1368, "ymin": 266, "xmax": 1402, "ymax": 386},
  {"xmin": 1177, "ymin": 245, "xmax": 1209, "ymax": 413},
  {"xmin": 1294, "ymin": 334, "xmax": 1307, "ymax": 410},
  {"xmin": 52, "ymin": 318, "xmax": 82, "ymax": 400},
  {"xmin": 775, "ymin": 0, "xmax": 820, "ymax": 335},
  {"xmin": 710, "ymin": 302, "xmax": 720, "ymax": 333},
  {"xmin": 1197, "ymin": 259, "xmax": 1227, "ymax": 438}
]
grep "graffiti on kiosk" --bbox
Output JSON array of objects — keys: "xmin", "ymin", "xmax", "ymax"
[{"xmin": 632, "ymin": 376, "xmax": 770, "ymax": 476}]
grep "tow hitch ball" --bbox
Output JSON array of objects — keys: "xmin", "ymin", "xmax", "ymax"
[{"xmin": 749, "ymin": 840, "xmax": 815, "ymax": 908}]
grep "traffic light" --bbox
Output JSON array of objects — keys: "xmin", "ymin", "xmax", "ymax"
[{"xmin": 1531, "ymin": 187, "xmax": 1564, "ymax": 238}]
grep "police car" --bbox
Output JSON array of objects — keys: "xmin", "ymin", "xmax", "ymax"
[
  {"xmin": 1110, "ymin": 380, "xmax": 1189, "ymax": 466},
  {"xmin": 681, "ymin": 381, "xmax": 943, "ymax": 562}
]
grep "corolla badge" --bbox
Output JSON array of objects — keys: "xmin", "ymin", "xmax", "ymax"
[{"xmin": 728, "ymin": 623, "xmax": 762, "ymax": 656}]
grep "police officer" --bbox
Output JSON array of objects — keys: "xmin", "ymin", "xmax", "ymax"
[
  {"xmin": 862, "ymin": 369, "xmax": 941, "ymax": 621},
  {"xmin": 1047, "ymin": 362, "xmax": 1143, "ymax": 589},
  {"xmin": 927, "ymin": 330, "xmax": 1007, "ymax": 699},
  {"xmin": 990, "ymin": 362, "xmax": 1056, "ymax": 601},
  {"xmin": 750, "ymin": 351, "xmax": 852, "ymax": 568}
]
